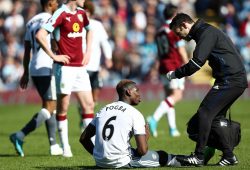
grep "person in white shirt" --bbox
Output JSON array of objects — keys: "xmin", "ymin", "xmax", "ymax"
[
  {"xmin": 83, "ymin": 0, "xmax": 113, "ymax": 102},
  {"xmin": 9, "ymin": 0, "xmax": 62, "ymax": 157},
  {"xmin": 80, "ymin": 79, "xmax": 184, "ymax": 168}
]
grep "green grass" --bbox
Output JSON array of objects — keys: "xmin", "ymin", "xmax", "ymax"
[{"xmin": 0, "ymin": 99, "xmax": 250, "ymax": 170}]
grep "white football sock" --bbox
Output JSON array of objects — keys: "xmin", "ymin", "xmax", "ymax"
[
  {"xmin": 153, "ymin": 101, "xmax": 170, "ymax": 122},
  {"xmin": 167, "ymin": 107, "xmax": 177, "ymax": 129},
  {"xmin": 82, "ymin": 118, "xmax": 93, "ymax": 128},
  {"xmin": 57, "ymin": 119, "xmax": 70, "ymax": 149}
]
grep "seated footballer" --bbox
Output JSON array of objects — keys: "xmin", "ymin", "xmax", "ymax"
[{"xmin": 79, "ymin": 79, "xmax": 184, "ymax": 168}]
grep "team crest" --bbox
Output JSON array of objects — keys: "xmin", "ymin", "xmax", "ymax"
[{"xmin": 77, "ymin": 14, "xmax": 83, "ymax": 22}]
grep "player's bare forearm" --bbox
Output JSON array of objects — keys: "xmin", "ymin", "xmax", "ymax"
[
  {"xmin": 85, "ymin": 29, "xmax": 93, "ymax": 54},
  {"xmin": 145, "ymin": 123, "xmax": 150, "ymax": 141},
  {"xmin": 36, "ymin": 29, "xmax": 54, "ymax": 58},
  {"xmin": 20, "ymin": 41, "xmax": 32, "ymax": 89},
  {"xmin": 36, "ymin": 28, "xmax": 70, "ymax": 64},
  {"xmin": 135, "ymin": 135, "xmax": 148, "ymax": 156},
  {"xmin": 23, "ymin": 41, "xmax": 31, "ymax": 72},
  {"xmin": 79, "ymin": 124, "xmax": 95, "ymax": 155}
]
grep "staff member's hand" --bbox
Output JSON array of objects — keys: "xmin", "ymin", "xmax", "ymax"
[{"xmin": 166, "ymin": 71, "xmax": 176, "ymax": 81}]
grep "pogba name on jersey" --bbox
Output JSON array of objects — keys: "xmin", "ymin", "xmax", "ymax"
[{"xmin": 105, "ymin": 105, "xmax": 127, "ymax": 112}]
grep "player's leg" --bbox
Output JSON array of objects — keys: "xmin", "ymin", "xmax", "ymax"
[
  {"xmin": 87, "ymin": 71, "xmax": 102, "ymax": 103},
  {"xmin": 147, "ymin": 76, "xmax": 182, "ymax": 137},
  {"xmin": 44, "ymin": 100, "xmax": 63, "ymax": 156},
  {"xmin": 167, "ymin": 88, "xmax": 183, "ymax": 137},
  {"xmin": 74, "ymin": 67, "xmax": 95, "ymax": 129},
  {"xmin": 92, "ymin": 88, "xmax": 100, "ymax": 103},
  {"xmin": 127, "ymin": 150, "xmax": 160, "ymax": 168},
  {"xmin": 54, "ymin": 64, "xmax": 75, "ymax": 157},
  {"xmin": 165, "ymin": 78, "xmax": 185, "ymax": 137},
  {"xmin": 78, "ymin": 71, "xmax": 97, "ymax": 131},
  {"xmin": 127, "ymin": 150, "xmax": 184, "ymax": 168},
  {"xmin": 56, "ymin": 93, "xmax": 72, "ymax": 157},
  {"xmin": 75, "ymin": 91, "xmax": 95, "ymax": 128},
  {"xmin": 147, "ymin": 76, "xmax": 170, "ymax": 137},
  {"xmin": 41, "ymin": 75, "xmax": 62, "ymax": 155},
  {"xmin": 10, "ymin": 76, "xmax": 53, "ymax": 157},
  {"xmin": 92, "ymin": 71, "xmax": 103, "ymax": 103}
]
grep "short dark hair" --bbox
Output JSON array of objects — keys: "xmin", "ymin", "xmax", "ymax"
[
  {"xmin": 40, "ymin": 0, "xmax": 49, "ymax": 7},
  {"xmin": 163, "ymin": 4, "xmax": 177, "ymax": 20},
  {"xmin": 116, "ymin": 79, "xmax": 136, "ymax": 98},
  {"xmin": 169, "ymin": 13, "xmax": 194, "ymax": 30},
  {"xmin": 84, "ymin": 0, "xmax": 95, "ymax": 15}
]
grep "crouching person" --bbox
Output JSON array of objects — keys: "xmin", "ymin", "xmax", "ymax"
[{"xmin": 80, "ymin": 79, "xmax": 183, "ymax": 168}]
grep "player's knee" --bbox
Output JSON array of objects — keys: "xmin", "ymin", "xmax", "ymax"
[{"xmin": 83, "ymin": 101, "xmax": 95, "ymax": 112}]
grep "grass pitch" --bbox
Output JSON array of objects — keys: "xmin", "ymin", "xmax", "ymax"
[{"xmin": 0, "ymin": 99, "xmax": 250, "ymax": 170}]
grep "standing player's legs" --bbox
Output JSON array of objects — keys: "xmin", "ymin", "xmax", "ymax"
[
  {"xmin": 75, "ymin": 91, "xmax": 95, "ymax": 129},
  {"xmin": 78, "ymin": 71, "xmax": 98, "ymax": 130},
  {"xmin": 56, "ymin": 93, "xmax": 72, "ymax": 157},
  {"xmin": 87, "ymin": 71, "xmax": 102, "ymax": 103},
  {"xmin": 10, "ymin": 76, "xmax": 62, "ymax": 157},
  {"xmin": 34, "ymin": 76, "xmax": 62, "ymax": 155},
  {"xmin": 167, "ymin": 87, "xmax": 183, "ymax": 136},
  {"xmin": 147, "ymin": 75, "xmax": 184, "ymax": 137},
  {"xmin": 54, "ymin": 64, "xmax": 76, "ymax": 157},
  {"xmin": 75, "ymin": 68, "xmax": 95, "ymax": 129}
]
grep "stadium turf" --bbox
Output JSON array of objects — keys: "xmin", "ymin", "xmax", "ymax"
[{"xmin": 0, "ymin": 99, "xmax": 250, "ymax": 169}]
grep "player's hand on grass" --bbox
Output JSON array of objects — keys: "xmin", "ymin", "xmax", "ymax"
[{"xmin": 166, "ymin": 71, "xmax": 176, "ymax": 81}]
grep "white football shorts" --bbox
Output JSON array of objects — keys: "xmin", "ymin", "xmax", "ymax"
[
  {"xmin": 54, "ymin": 64, "xmax": 92, "ymax": 94},
  {"xmin": 160, "ymin": 74, "xmax": 185, "ymax": 90}
]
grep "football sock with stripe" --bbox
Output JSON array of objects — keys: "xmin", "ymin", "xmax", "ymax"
[
  {"xmin": 82, "ymin": 113, "xmax": 94, "ymax": 128},
  {"xmin": 56, "ymin": 114, "xmax": 70, "ymax": 149}
]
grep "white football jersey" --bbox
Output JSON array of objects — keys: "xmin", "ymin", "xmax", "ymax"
[
  {"xmin": 91, "ymin": 101, "xmax": 146, "ymax": 168},
  {"xmin": 25, "ymin": 12, "xmax": 53, "ymax": 76},
  {"xmin": 82, "ymin": 19, "xmax": 112, "ymax": 71}
]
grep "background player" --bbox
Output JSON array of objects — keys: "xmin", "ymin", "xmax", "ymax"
[
  {"xmin": 36, "ymin": 0, "xmax": 95, "ymax": 157},
  {"xmin": 83, "ymin": 0, "xmax": 113, "ymax": 103},
  {"xmin": 9, "ymin": 0, "xmax": 62, "ymax": 157},
  {"xmin": 147, "ymin": 4, "xmax": 188, "ymax": 138}
]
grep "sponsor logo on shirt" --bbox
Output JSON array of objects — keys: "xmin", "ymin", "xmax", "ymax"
[
  {"xmin": 67, "ymin": 23, "xmax": 82, "ymax": 38},
  {"xmin": 72, "ymin": 23, "xmax": 80, "ymax": 32}
]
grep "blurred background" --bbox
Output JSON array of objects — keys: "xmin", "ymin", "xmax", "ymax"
[{"xmin": 0, "ymin": 0, "xmax": 249, "ymax": 103}]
